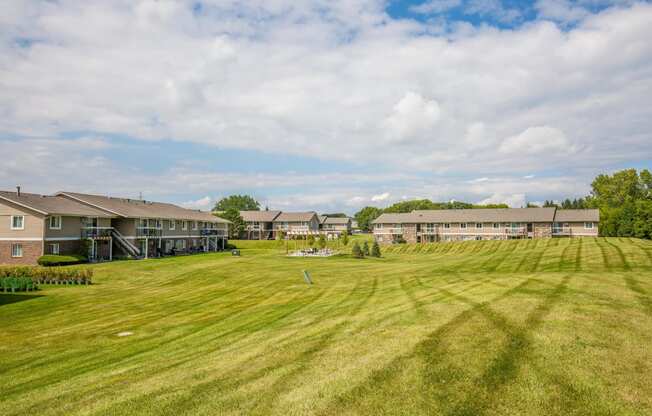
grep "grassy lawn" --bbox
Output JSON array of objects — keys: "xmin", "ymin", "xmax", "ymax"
[{"xmin": 1, "ymin": 237, "xmax": 651, "ymax": 415}]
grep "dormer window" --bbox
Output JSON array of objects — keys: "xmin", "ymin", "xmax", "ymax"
[
  {"xmin": 49, "ymin": 216, "xmax": 62, "ymax": 230},
  {"xmin": 11, "ymin": 215, "xmax": 24, "ymax": 230}
]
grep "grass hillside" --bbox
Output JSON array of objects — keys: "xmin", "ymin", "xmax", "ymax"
[{"xmin": 1, "ymin": 237, "xmax": 651, "ymax": 415}]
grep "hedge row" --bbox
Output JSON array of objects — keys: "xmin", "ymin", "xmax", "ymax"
[
  {"xmin": 1, "ymin": 277, "xmax": 38, "ymax": 292},
  {"xmin": 37, "ymin": 254, "xmax": 87, "ymax": 267},
  {"xmin": 0, "ymin": 266, "xmax": 93, "ymax": 290}
]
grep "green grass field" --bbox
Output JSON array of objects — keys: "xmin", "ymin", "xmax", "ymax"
[{"xmin": 1, "ymin": 237, "xmax": 651, "ymax": 415}]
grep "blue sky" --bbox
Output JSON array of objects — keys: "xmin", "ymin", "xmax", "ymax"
[{"xmin": 0, "ymin": 0, "xmax": 650, "ymax": 214}]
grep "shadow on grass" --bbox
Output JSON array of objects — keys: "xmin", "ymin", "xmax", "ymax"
[{"xmin": 0, "ymin": 294, "xmax": 44, "ymax": 307}]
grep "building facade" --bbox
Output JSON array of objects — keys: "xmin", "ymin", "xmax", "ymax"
[
  {"xmin": 0, "ymin": 189, "xmax": 229, "ymax": 265},
  {"xmin": 372, "ymin": 208, "xmax": 599, "ymax": 244},
  {"xmin": 239, "ymin": 210, "xmax": 281, "ymax": 240}
]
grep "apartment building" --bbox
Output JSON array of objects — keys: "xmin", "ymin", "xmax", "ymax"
[
  {"xmin": 273, "ymin": 212, "xmax": 321, "ymax": 236},
  {"xmin": 320, "ymin": 217, "xmax": 352, "ymax": 238},
  {"xmin": 372, "ymin": 208, "xmax": 599, "ymax": 244},
  {"xmin": 0, "ymin": 189, "xmax": 229, "ymax": 265},
  {"xmin": 239, "ymin": 210, "xmax": 281, "ymax": 240}
]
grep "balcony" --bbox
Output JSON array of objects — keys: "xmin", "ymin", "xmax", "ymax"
[
  {"xmin": 201, "ymin": 228, "xmax": 227, "ymax": 237},
  {"xmin": 552, "ymin": 227, "xmax": 572, "ymax": 236},
  {"xmin": 82, "ymin": 227, "xmax": 113, "ymax": 239},
  {"xmin": 136, "ymin": 227, "xmax": 163, "ymax": 238},
  {"xmin": 374, "ymin": 228, "xmax": 403, "ymax": 235}
]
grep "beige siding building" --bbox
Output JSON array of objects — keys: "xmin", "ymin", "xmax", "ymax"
[
  {"xmin": 273, "ymin": 212, "xmax": 321, "ymax": 236},
  {"xmin": 372, "ymin": 208, "xmax": 599, "ymax": 244},
  {"xmin": 320, "ymin": 217, "xmax": 352, "ymax": 238},
  {"xmin": 0, "ymin": 189, "xmax": 229, "ymax": 265},
  {"xmin": 239, "ymin": 210, "xmax": 281, "ymax": 240}
]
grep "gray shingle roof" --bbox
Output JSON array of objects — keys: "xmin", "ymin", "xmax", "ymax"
[
  {"xmin": 373, "ymin": 208, "xmax": 563, "ymax": 224},
  {"xmin": 239, "ymin": 210, "xmax": 281, "ymax": 222},
  {"xmin": 275, "ymin": 212, "xmax": 318, "ymax": 222},
  {"xmin": 0, "ymin": 191, "xmax": 114, "ymax": 217},
  {"xmin": 323, "ymin": 217, "xmax": 352, "ymax": 225},
  {"xmin": 554, "ymin": 209, "xmax": 600, "ymax": 222},
  {"xmin": 57, "ymin": 192, "xmax": 229, "ymax": 223}
]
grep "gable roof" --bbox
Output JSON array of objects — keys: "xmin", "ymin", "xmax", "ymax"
[
  {"xmin": 57, "ymin": 192, "xmax": 228, "ymax": 223},
  {"xmin": 411, "ymin": 208, "xmax": 557, "ymax": 223},
  {"xmin": 239, "ymin": 210, "xmax": 281, "ymax": 222},
  {"xmin": 554, "ymin": 209, "xmax": 600, "ymax": 222},
  {"xmin": 275, "ymin": 212, "xmax": 318, "ymax": 222},
  {"xmin": 0, "ymin": 191, "xmax": 114, "ymax": 217},
  {"xmin": 318, "ymin": 215, "xmax": 327, "ymax": 224},
  {"xmin": 323, "ymin": 217, "xmax": 351, "ymax": 225},
  {"xmin": 372, "ymin": 213, "xmax": 415, "ymax": 224}
]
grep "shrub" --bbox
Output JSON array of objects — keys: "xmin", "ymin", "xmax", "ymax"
[
  {"xmin": 341, "ymin": 231, "xmax": 349, "ymax": 246},
  {"xmin": 362, "ymin": 241, "xmax": 370, "ymax": 256},
  {"xmin": 37, "ymin": 254, "xmax": 87, "ymax": 267},
  {"xmin": 318, "ymin": 234, "xmax": 327, "ymax": 249},
  {"xmin": 224, "ymin": 243, "xmax": 237, "ymax": 250},
  {"xmin": 351, "ymin": 242, "xmax": 364, "ymax": 258},
  {"xmin": 371, "ymin": 241, "xmax": 381, "ymax": 257},
  {"xmin": 0, "ymin": 266, "xmax": 93, "ymax": 289},
  {"xmin": 307, "ymin": 235, "xmax": 316, "ymax": 247}
]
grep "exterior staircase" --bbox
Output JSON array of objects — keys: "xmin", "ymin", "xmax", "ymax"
[{"xmin": 111, "ymin": 229, "xmax": 140, "ymax": 257}]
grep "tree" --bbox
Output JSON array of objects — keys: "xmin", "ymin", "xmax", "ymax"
[
  {"xmin": 318, "ymin": 233, "xmax": 327, "ymax": 249},
  {"xmin": 213, "ymin": 195, "xmax": 260, "ymax": 212},
  {"xmin": 351, "ymin": 242, "xmax": 363, "ymax": 258},
  {"xmin": 216, "ymin": 208, "xmax": 245, "ymax": 239},
  {"xmin": 354, "ymin": 207, "xmax": 383, "ymax": 232},
  {"xmin": 362, "ymin": 241, "xmax": 370, "ymax": 256},
  {"xmin": 322, "ymin": 213, "xmax": 347, "ymax": 218},
  {"xmin": 526, "ymin": 202, "xmax": 540, "ymax": 208},
  {"xmin": 307, "ymin": 234, "xmax": 316, "ymax": 247},
  {"xmin": 371, "ymin": 241, "xmax": 381, "ymax": 257},
  {"xmin": 341, "ymin": 231, "xmax": 349, "ymax": 246}
]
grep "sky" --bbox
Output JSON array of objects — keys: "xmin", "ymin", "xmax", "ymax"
[{"xmin": 0, "ymin": 0, "xmax": 651, "ymax": 214}]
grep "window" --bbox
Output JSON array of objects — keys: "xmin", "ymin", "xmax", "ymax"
[
  {"xmin": 460, "ymin": 223, "xmax": 467, "ymax": 229},
  {"xmin": 139, "ymin": 218, "xmax": 147, "ymax": 228},
  {"xmin": 444, "ymin": 223, "xmax": 450, "ymax": 229},
  {"xmin": 50, "ymin": 243, "xmax": 60, "ymax": 255},
  {"xmin": 169, "ymin": 220, "xmax": 176, "ymax": 230},
  {"xmin": 192, "ymin": 221, "xmax": 198, "ymax": 230},
  {"xmin": 82, "ymin": 217, "xmax": 98, "ymax": 228},
  {"xmin": 49, "ymin": 216, "xmax": 62, "ymax": 230},
  {"xmin": 11, "ymin": 215, "xmax": 24, "ymax": 230},
  {"xmin": 476, "ymin": 223, "xmax": 483, "ymax": 229},
  {"xmin": 584, "ymin": 222, "xmax": 594, "ymax": 229},
  {"xmin": 493, "ymin": 223, "xmax": 500, "ymax": 229},
  {"xmin": 182, "ymin": 221, "xmax": 188, "ymax": 231},
  {"xmin": 11, "ymin": 244, "xmax": 23, "ymax": 258}
]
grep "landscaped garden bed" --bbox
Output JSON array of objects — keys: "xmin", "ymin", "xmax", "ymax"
[{"xmin": 0, "ymin": 266, "xmax": 93, "ymax": 292}]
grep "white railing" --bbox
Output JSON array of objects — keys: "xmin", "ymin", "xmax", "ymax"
[{"xmin": 374, "ymin": 228, "xmax": 403, "ymax": 235}]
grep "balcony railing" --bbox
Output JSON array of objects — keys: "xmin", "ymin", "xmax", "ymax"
[
  {"xmin": 374, "ymin": 228, "xmax": 403, "ymax": 235},
  {"xmin": 552, "ymin": 227, "xmax": 572, "ymax": 235},
  {"xmin": 136, "ymin": 227, "xmax": 163, "ymax": 238},
  {"xmin": 82, "ymin": 227, "xmax": 113, "ymax": 239},
  {"xmin": 201, "ymin": 229, "xmax": 227, "ymax": 236}
]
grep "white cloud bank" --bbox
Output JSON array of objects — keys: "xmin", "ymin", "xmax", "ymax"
[{"xmin": 0, "ymin": 1, "xmax": 650, "ymax": 211}]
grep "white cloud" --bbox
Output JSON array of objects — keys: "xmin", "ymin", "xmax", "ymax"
[
  {"xmin": 410, "ymin": 0, "xmax": 462, "ymax": 14},
  {"xmin": 499, "ymin": 126, "xmax": 574, "ymax": 155},
  {"xmin": 0, "ymin": 1, "xmax": 650, "ymax": 212},
  {"xmin": 382, "ymin": 92, "xmax": 441, "ymax": 143},
  {"xmin": 181, "ymin": 196, "xmax": 213, "ymax": 210},
  {"xmin": 535, "ymin": 0, "xmax": 590, "ymax": 23},
  {"xmin": 371, "ymin": 192, "xmax": 391, "ymax": 202},
  {"xmin": 478, "ymin": 193, "xmax": 527, "ymax": 208}
]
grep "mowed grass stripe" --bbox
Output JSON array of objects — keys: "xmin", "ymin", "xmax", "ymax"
[{"xmin": 0, "ymin": 237, "xmax": 650, "ymax": 416}]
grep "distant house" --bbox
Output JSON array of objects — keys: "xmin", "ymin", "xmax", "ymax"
[
  {"xmin": 273, "ymin": 212, "xmax": 321, "ymax": 236},
  {"xmin": 321, "ymin": 217, "xmax": 352, "ymax": 238},
  {"xmin": 239, "ymin": 210, "xmax": 281, "ymax": 240},
  {"xmin": 372, "ymin": 208, "xmax": 599, "ymax": 244},
  {"xmin": 0, "ymin": 189, "xmax": 229, "ymax": 265}
]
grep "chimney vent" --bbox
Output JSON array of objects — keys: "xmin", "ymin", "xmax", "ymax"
[{"xmin": 16, "ymin": 186, "xmax": 21, "ymax": 196}]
